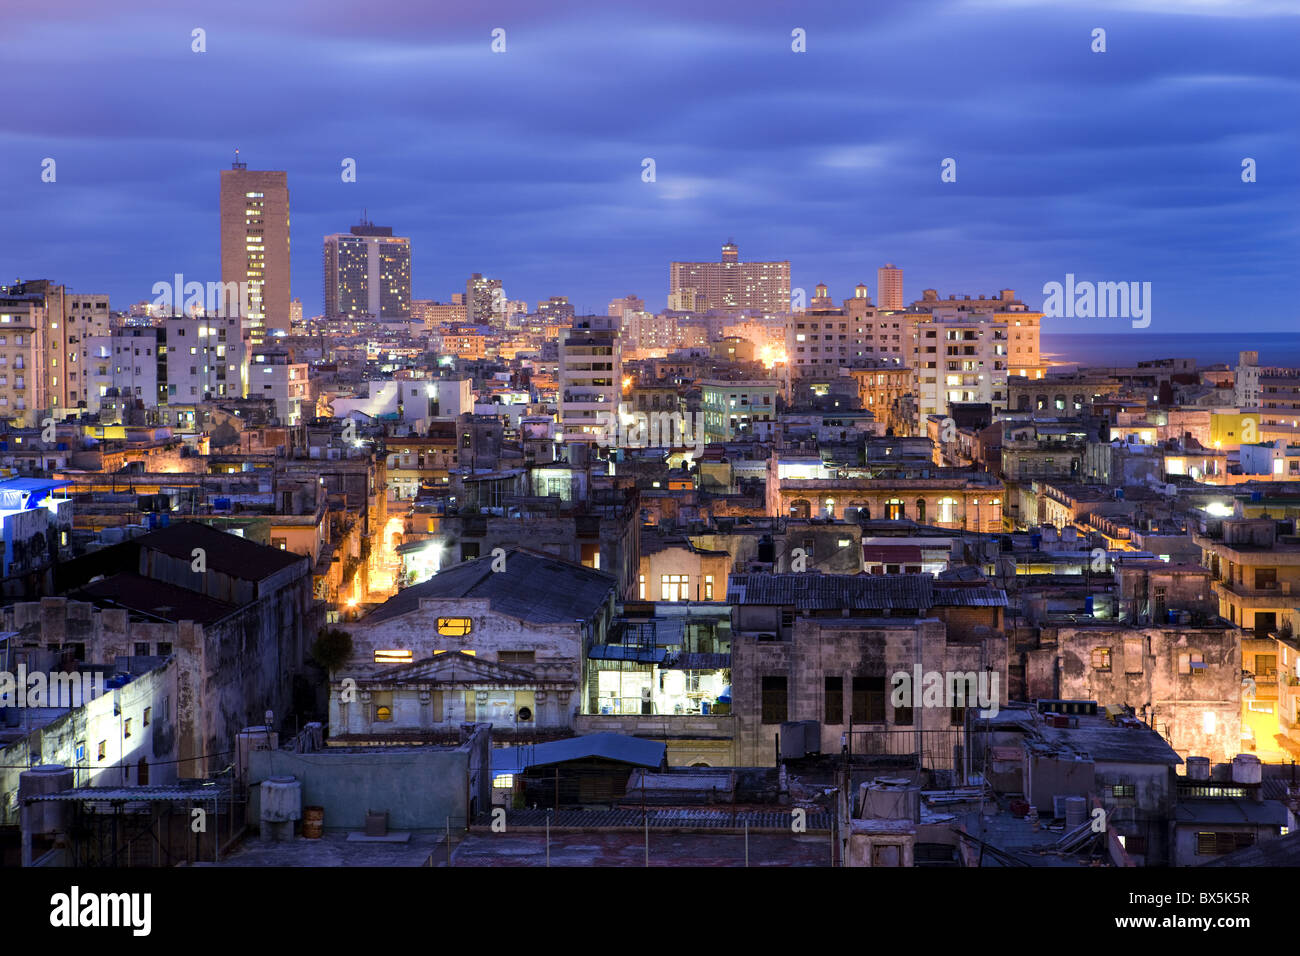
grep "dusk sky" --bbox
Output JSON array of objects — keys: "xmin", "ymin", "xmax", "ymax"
[{"xmin": 2, "ymin": 0, "xmax": 1298, "ymax": 333}]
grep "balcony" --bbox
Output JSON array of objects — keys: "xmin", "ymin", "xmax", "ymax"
[{"xmin": 1211, "ymin": 579, "xmax": 1295, "ymax": 609}]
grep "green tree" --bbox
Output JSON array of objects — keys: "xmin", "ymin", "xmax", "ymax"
[{"xmin": 311, "ymin": 627, "xmax": 354, "ymax": 672}]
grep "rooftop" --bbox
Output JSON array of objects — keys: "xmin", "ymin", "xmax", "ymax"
[
  {"xmin": 72, "ymin": 573, "xmax": 238, "ymax": 624},
  {"xmin": 137, "ymin": 521, "xmax": 307, "ymax": 581},
  {"xmin": 727, "ymin": 572, "xmax": 1007, "ymax": 610},
  {"xmin": 362, "ymin": 548, "xmax": 616, "ymax": 625}
]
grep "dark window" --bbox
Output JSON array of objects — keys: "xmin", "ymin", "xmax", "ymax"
[
  {"xmin": 852, "ymin": 676, "xmax": 886, "ymax": 724},
  {"xmin": 951, "ymin": 706, "xmax": 967, "ymax": 727},
  {"xmin": 761, "ymin": 676, "xmax": 788, "ymax": 724},
  {"xmin": 134, "ymin": 642, "xmax": 150, "ymax": 656},
  {"xmin": 894, "ymin": 693, "xmax": 914, "ymax": 726},
  {"xmin": 156, "ymin": 643, "xmax": 172, "ymax": 656},
  {"xmin": 461, "ymin": 542, "xmax": 480, "ymax": 562},
  {"xmin": 824, "ymin": 677, "xmax": 843, "ymax": 725}
]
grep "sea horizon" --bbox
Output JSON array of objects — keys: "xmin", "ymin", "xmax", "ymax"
[{"xmin": 1042, "ymin": 331, "xmax": 1300, "ymax": 371}]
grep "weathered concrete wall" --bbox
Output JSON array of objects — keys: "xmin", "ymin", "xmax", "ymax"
[
  {"xmin": 845, "ymin": 824, "xmax": 915, "ymax": 867},
  {"xmin": 1049, "ymin": 625, "xmax": 1241, "ymax": 764},
  {"xmin": 249, "ymin": 734, "xmax": 488, "ymax": 831},
  {"xmin": 4, "ymin": 577, "xmax": 312, "ymax": 779},
  {"xmin": 339, "ymin": 603, "xmax": 589, "ymax": 735},
  {"xmin": 732, "ymin": 617, "xmax": 1007, "ymax": 766},
  {"xmin": 0, "ymin": 660, "xmax": 177, "ymax": 824}
]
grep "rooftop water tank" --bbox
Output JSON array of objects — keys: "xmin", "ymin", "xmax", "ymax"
[
  {"xmin": 18, "ymin": 764, "xmax": 75, "ymax": 838},
  {"xmin": 859, "ymin": 776, "xmax": 921, "ymax": 822},
  {"xmin": 1232, "ymin": 753, "xmax": 1262, "ymax": 785},
  {"xmin": 259, "ymin": 775, "xmax": 303, "ymax": 842},
  {"xmin": 1186, "ymin": 756, "xmax": 1211, "ymax": 781}
]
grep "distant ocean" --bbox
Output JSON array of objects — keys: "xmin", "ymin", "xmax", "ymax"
[{"xmin": 1042, "ymin": 332, "xmax": 1300, "ymax": 371}]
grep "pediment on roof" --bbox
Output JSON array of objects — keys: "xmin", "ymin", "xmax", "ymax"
[{"xmin": 362, "ymin": 652, "xmax": 539, "ymax": 685}]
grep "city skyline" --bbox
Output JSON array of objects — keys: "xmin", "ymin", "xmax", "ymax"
[{"xmin": 2, "ymin": 0, "xmax": 1296, "ymax": 327}]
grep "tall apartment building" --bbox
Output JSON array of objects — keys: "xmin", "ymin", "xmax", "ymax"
[
  {"xmin": 877, "ymin": 263, "xmax": 903, "ymax": 311},
  {"xmin": 786, "ymin": 283, "xmax": 905, "ymax": 385},
  {"xmin": 412, "ymin": 297, "xmax": 468, "ymax": 329},
  {"xmin": 0, "ymin": 285, "xmax": 48, "ymax": 425},
  {"xmin": 466, "ymin": 274, "xmax": 503, "ymax": 324},
  {"xmin": 559, "ymin": 316, "xmax": 621, "ymax": 438},
  {"xmin": 670, "ymin": 240, "xmax": 790, "ymax": 313},
  {"xmin": 536, "ymin": 296, "xmax": 576, "ymax": 322},
  {"xmin": 219, "ymin": 160, "xmax": 291, "ymax": 341},
  {"xmin": 290, "ymin": 298, "xmax": 303, "ymax": 324},
  {"xmin": 0, "ymin": 281, "xmax": 113, "ymax": 416},
  {"xmin": 667, "ymin": 287, "xmax": 701, "ymax": 312},
  {"xmin": 86, "ymin": 327, "xmax": 161, "ymax": 409},
  {"xmin": 162, "ymin": 315, "xmax": 248, "ymax": 405},
  {"xmin": 249, "ymin": 346, "xmax": 310, "ymax": 425},
  {"xmin": 1235, "ymin": 351, "xmax": 1300, "ymax": 428},
  {"xmin": 905, "ymin": 297, "xmax": 1043, "ymax": 420},
  {"xmin": 62, "ymin": 293, "xmax": 111, "ymax": 410},
  {"xmin": 608, "ymin": 295, "xmax": 644, "ymax": 320},
  {"xmin": 323, "ymin": 222, "xmax": 411, "ymax": 320},
  {"xmin": 622, "ymin": 311, "xmax": 678, "ymax": 352}
]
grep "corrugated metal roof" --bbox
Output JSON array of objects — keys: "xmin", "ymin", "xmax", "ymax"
[
  {"xmin": 588, "ymin": 645, "xmax": 666, "ymax": 663},
  {"xmin": 490, "ymin": 733, "xmax": 666, "ymax": 774},
  {"xmin": 727, "ymin": 572, "xmax": 932, "ymax": 610},
  {"xmin": 26, "ymin": 784, "xmax": 234, "ymax": 803}
]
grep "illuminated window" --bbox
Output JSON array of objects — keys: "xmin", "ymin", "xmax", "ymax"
[
  {"xmin": 374, "ymin": 649, "xmax": 413, "ymax": 664},
  {"xmin": 661, "ymin": 574, "xmax": 689, "ymax": 602},
  {"xmin": 437, "ymin": 617, "xmax": 472, "ymax": 637},
  {"xmin": 493, "ymin": 774, "xmax": 514, "ymax": 788},
  {"xmin": 1092, "ymin": 647, "xmax": 1111, "ymax": 671}
]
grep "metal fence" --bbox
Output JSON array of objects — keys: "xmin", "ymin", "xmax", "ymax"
[{"xmin": 845, "ymin": 727, "xmax": 968, "ymax": 773}]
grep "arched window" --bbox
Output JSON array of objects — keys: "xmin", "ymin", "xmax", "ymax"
[
  {"xmin": 915, "ymin": 498, "xmax": 926, "ymax": 523},
  {"xmin": 938, "ymin": 497, "xmax": 958, "ymax": 523},
  {"xmin": 823, "ymin": 497, "xmax": 836, "ymax": 518},
  {"xmin": 789, "ymin": 499, "xmax": 811, "ymax": 519},
  {"xmin": 885, "ymin": 498, "xmax": 905, "ymax": 521}
]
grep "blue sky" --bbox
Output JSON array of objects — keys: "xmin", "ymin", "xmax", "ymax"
[{"xmin": 1, "ymin": 0, "xmax": 1297, "ymax": 333}]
